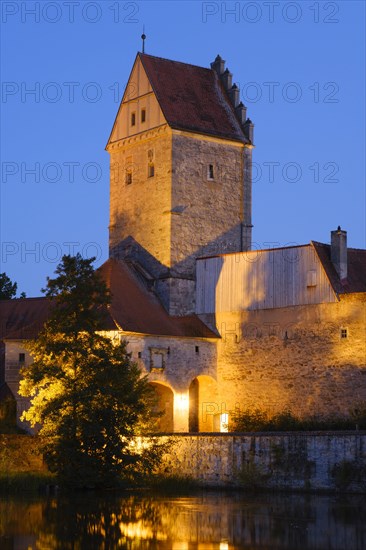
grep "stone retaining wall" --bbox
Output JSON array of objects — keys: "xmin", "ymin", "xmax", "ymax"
[{"xmin": 160, "ymin": 433, "xmax": 366, "ymax": 492}]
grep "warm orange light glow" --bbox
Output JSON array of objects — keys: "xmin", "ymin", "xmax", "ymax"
[
  {"xmin": 119, "ymin": 520, "xmax": 168, "ymax": 541},
  {"xmin": 176, "ymin": 392, "xmax": 189, "ymax": 412},
  {"xmin": 220, "ymin": 413, "xmax": 229, "ymax": 433}
]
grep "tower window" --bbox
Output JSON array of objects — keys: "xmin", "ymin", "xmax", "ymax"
[
  {"xmin": 131, "ymin": 112, "xmax": 136, "ymax": 126},
  {"xmin": 125, "ymin": 170, "xmax": 132, "ymax": 185},
  {"xmin": 125, "ymin": 157, "xmax": 133, "ymax": 184},
  {"xmin": 148, "ymin": 163, "xmax": 155, "ymax": 178},
  {"xmin": 340, "ymin": 328, "xmax": 348, "ymax": 339},
  {"xmin": 141, "ymin": 109, "xmax": 146, "ymax": 123},
  {"xmin": 207, "ymin": 164, "xmax": 214, "ymax": 180},
  {"xmin": 19, "ymin": 353, "xmax": 25, "ymax": 363}
]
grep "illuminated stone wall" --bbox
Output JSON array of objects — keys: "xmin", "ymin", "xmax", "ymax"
[
  {"xmin": 198, "ymin": 293, "xmax": 366, "ymax": 421},
  {"xmin": 171, "ymin": 133, "xmax": 247, "ymax": 277},
  {"xmin": 6, "ymin": 332, "xmax": 218, "ymax": 434},
  {"xmin": 126, "ymin": 334, "xmax": 218, "ymax": 432},
  {"xmin": 3, "ymin": 340, "xmax": 34, "ymax": 432},
  {"xmin": 160, "ymin": 433, "xmax": 366, "ymax": 492},
  {"xmin": 108, "ymin": 128, "xmax": 251, "ymax": 315},
  {"xmin": 108, "ymin": 125, "xmax": 173, "ymax": 275}
]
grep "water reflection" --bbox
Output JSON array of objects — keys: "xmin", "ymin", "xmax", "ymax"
[{"xmin": 0, "ymin": 491, "xmax": 365, "ymax": 549}]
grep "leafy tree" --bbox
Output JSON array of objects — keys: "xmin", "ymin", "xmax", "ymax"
[
  {"xmin": 0, "ymin": 272, "xmax": 17, "ymax": 299},
  {"xmin": 19, "ymin": 254, "xmax": 162, "ymax": 488}
]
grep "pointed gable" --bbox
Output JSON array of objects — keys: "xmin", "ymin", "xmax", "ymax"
[
  {"xmin": 108, "ymin": 53, "xmax": 249, "ymax": 146},
  {"xmin": 108, "ymin": 54, "xmax": 168, "ymax": 144}
]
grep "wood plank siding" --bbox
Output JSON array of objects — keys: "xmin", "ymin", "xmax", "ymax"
[{"xmin": 196, "ymin": 245, "xmax": 337, "ymax": 313}]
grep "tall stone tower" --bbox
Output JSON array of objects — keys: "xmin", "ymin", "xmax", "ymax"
[{"xmin": 106, "ymin": 53, "xmax": 253, "ymax": 315}]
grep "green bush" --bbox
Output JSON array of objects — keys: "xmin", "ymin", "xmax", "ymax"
[{"xmin": 231, "ymin": 408, "xmax": 363, "ymax": 432}]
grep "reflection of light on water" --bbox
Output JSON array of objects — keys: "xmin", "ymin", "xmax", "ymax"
[
  {"xmin": 119, "ymin": 521, "xmax": 168, "ymax": 541},
  {"xmin": 220, "ymin": 542, "xmax": 229, "ymax": 550},
  {"xmin": 172, "ymin": 542, "xmax": 188, "ymax": 550}
]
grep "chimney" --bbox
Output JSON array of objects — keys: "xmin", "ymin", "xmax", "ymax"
[
  {"xmin": 211, "ymin": 54, "xmax": 225, "ymax": 75},
  {"xmin": 243, "ymin": 118, "xmax": 254, "ymax": 144},
  {"xmin": 228, "ymin": 83, "xmax": 240, "ymax": 107},
  {"xmin": 220, "ymin": 68, "xmax": 232, "ymax": 90},
  {"xmin": 235, "ymin": 101, "xmax": 247, "ymax": 124},
  {"xmin": 331, "ymin": 226, "xmax": 347, "ymax": 281}
]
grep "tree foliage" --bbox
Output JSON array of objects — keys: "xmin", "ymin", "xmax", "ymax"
[
  {"xmin": 19, "ymin": 254, "xmax": 163, "ymax": 488},
  {"xmin": 0, "ymin": 273, "xmax": 17, "ymax": 300}
]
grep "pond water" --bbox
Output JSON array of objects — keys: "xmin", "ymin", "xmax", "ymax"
[{"xmin": 0, "ymin": 490, "xmax": 365, "ymax": 549}]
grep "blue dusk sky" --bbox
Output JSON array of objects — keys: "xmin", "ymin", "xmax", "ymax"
[{"xmin": 1, "ymin": 0, "xmax": 365, "ymax": 297}]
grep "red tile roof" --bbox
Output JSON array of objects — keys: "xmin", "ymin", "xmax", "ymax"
[
  {"xmin": 0, "ymin": 260, "xmax": 217, "ymax": 340},
  {"xmin": 0, "ymin": 297, "xmax": 51, "ymax": 340},
  {"xmin": 139, "ymin": 53, "xmax": 248, "ymax": 143},
  {"xmin": 312, "ymin": 242, "xmax": 366, "ymax": 294},
  {"xmin": 99, "ymin": 259, "xmax": 218, "ymax": 338}
]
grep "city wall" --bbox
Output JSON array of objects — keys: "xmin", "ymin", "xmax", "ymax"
[{"xmin": 159, "ymin": 433, "xmax": 366, "ymax": 492}]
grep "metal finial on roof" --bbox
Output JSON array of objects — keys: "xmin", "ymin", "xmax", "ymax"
[{"xmin": 141, "ymin": 26, "xmax": 146, "ymax": 54}]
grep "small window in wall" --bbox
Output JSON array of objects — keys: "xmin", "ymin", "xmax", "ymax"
[
  {"xmin": 340, "ymin": 328, "xmax": 348, "ymax": 339},
  {"xmin": 125, "ymin": 170, "xmax": 132, "ymax": 185},
  {"xmin": 131, "ymin": 112, "xmax": 136, "ymax": 126},
  {"xmin": 125, "ymin": 156, "xmax": 133, "ymax": 185},
  {"xmin": 149, "ymin": 347, "xmax": 168, "ymax": 372},
  {"xmin": 19, "ymin": 353, "xmax": 25, "ymax": 363},
  {"xmin": 307, "ymin": 270, "xmax": 317, "ymax": 287},
  {"xmin": 141, "ymin": 109, "xmax": 146, "ymax": 123},
  {"xmin": 207, "ymin": 164, "xmax": 214, "ymax": 180},
  {"xmin": 152, "ymin": 353, "xmax": 163, "ymax": 369},
  {"xmin": 148, "ymin": 163, "xmax": 155, "ymax": 178}
]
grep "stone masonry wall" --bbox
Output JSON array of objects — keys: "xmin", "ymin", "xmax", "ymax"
[
  {"xmin": 171, "ymin": 133, "xmax": 246, "ymax": 278},
  {"xmin": 126, "ymin": 334, "xmax": 217, "ymax": 392},
  {"xmin": 200, "ymin": 294, "xmax": 366, "ymax": 421},
  {"xmin": 126, "ymin": 335, "xmax": 217, "ymax": 432},
  {"xmin": 4, "ymin": 340, "xmax": 33, "ymax": 431},
  {"xmin": 154, "ymin": 277, "xmax": 196, "ymax": 316},
  {"xmin": 109, "ymin": 126, "xmax": 172, "ymax": 277},
  {"xmin": 8, "ymin": 331, "xmax": 218, "ymax": 434},
  {"xmin": 159, "ymin": 433, "xmax": 366, "ymax": 492}
]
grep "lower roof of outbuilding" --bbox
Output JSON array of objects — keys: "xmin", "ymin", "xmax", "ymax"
[{"xmin": 0, "ymin": 259, "xmax": 218, "ymax": 341}]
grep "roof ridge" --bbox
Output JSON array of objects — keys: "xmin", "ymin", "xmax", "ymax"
[
  {"xmin": 139, "ymin": 52, "xmax": 212, "ymax": 72},
  {"xmin": 198, "ymin": 243, "xmax": 311, "ymax": 260},
  {"xmin": 346, "ymin": 246, "xmax": 366, "ymax": 252},
  {"xmin": 311, "ymin": 241, "xmax": 366, "ymax": 253},
  {"xmin": 0, "ymin": 296, "xmax": 47, "ymax": 303}
]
